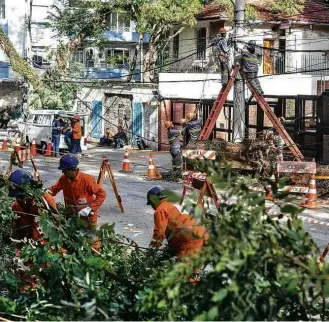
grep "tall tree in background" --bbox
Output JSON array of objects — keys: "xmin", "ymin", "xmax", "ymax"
[{"xmin": 48, "ymin": 0, "xmax": 205, "ymax": 83}]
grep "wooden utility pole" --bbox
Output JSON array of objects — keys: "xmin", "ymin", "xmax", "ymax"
[{"xmin": 233, "ymin": 0, "xmax": 246, "ymax": 142}]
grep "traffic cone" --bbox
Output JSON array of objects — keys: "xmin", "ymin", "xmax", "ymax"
[
  {"xmin": 1, "ymin": 137, "xmax": 8, "ymax": 151},
  {"xmin": 147, "ymin": 153, "xmax": 162, "ymax": 180},
  {"xmin": 265, "ymin": 173, "xmax": 276, "ymax": 201},
  {"xmin": 44, "ymin": 139, "xmax": 52, "ymax": 157},
  {"xmin": 119, "ymin": 151, "xmax": 133, "ymax": 173},
  {"xmin": 301, "ymin": 174, "xmax": 319, "ymax": 209},
  {"xmin": 31, "ymin": 138, "xmax": 37, "ymax": 157},
  {"xmin": 147, "ymin": 153, "xmax": 157, "ymax": 179}
]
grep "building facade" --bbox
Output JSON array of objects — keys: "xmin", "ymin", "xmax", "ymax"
[
  {"xmin": 157, "ymin": 0, "xmax": 329, "ymax": 150},
  {"xmin": 0, "ymin": 0, "xmax": 158, "ymax": 148}
]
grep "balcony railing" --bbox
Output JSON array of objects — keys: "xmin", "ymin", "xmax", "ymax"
[{"xmin": 160, "ymin": 49, "xmax": 329, "ymax": 76}]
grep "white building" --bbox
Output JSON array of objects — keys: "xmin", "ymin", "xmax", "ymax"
[
  {"xmin": 159, "ymin": 0, "xmax": 329, "ymax": 100},
  {"xmin": 0, "ymin": 0, "xmax": 159, "ymax": 148},
  {"xmin": 156, "ymin": 0, "xmax": 329, "ymax": 151}
]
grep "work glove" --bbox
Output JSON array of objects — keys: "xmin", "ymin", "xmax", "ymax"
[{"xmin": 78, "ymin": 206, "xmax": 93, "ymax": 217}]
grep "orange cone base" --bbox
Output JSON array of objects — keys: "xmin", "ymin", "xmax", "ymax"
[
  {"xmin": 299, "ymin": 201, "xmax": 320, "ymax": 209},
  {"xmin": 119, "ymin": 169, "xmax": 133, "ymax": 173}
]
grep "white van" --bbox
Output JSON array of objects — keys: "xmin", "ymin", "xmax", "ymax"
[{"xmin": 17, "ymin": 110, "xmax": 89, "ymax": 153}]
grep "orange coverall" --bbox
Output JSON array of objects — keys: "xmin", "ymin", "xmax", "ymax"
[
  {"xmin": 150, "ymin": 199, "xmax": 207, "ymax": 260},
  {"xmin": 72, "ymin": 122, "xmax": 82, "ymax": 140},
  {"xmin": 12, "ymin": 193, "xmax": 57, "ymax": 245},
  {"xmin": 47, "ymin": 171, "xmax": 106, "ymax": 230},
  {"xmin": 12, "ymin": 193, "xmax": 57, "ymax": 291}
]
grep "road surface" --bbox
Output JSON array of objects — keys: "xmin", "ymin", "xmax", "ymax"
[{"xmin": 0, "ymin": 146, "xmax": 328, "ymax": 252}]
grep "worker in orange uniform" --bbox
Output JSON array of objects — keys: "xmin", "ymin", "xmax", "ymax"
[
  {"xmin": 9, "ymin": 168, "xmax": 57, "ymax": 250},
  {"xmin": 46, "ymin": 154, "xmax": 106, "ymax": 250},
  {"xmin": 147, "ymin": 185, "xmax": 207, "ymax": 264},
  {"xmin": 8, "ymin": 169, "xmax": 58, "ymax": 291},
  {"xmin": 71, "ymin": 115, "xmax": 82, "ymax": 157}
]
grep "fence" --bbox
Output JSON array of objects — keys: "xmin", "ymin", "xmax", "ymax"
[
  {"xmin": 169, "ymin": 92, "xmax": 329, "ymax": 163},
  {"xmin": 160, "ymin": 48, "xmax": 329, "ymax": 76}
]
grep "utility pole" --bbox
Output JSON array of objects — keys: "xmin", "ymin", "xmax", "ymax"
[
  {"xmin": 139, "ymin": 34, "xmax": 144, "ymax": 83},
  {"xmin": 232, "ymin": 0, "xmax": 245, "ymax": 142}
]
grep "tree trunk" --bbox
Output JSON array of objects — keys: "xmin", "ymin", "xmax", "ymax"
[
  {"xmin": 143, "ymin": 43, "xmax": 158, "ymax": 83},
  {"xmin": 127, "ymin": 44, "xmax": 139, "ymax": 82},
  {"xmin": 0, "ymin": 27, "xmax": 40, "ymax": 88},
  {"xmin": 52, "ymin": 37, "xmax": 82, "ymax": 73}
]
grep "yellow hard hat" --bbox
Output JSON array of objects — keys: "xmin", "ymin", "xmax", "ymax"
[
  {"xmin": 186, "ymin": 112, "xmax": 196, "ymax": 121},
  {"xmin": 165, "ymin": 121, "xmax": 173, "ymax": 129}
]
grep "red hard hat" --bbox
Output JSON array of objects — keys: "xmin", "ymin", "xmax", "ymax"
[
  {"xmin": 74, "ymin": 115, "xmax": 80, "ymax": 121},
  {"xmin": 219, "ymin": 28, "xmax": 227, "ymax": 33}
]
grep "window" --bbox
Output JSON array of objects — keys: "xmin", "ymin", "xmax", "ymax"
[
  {"xmin": 31, "ymin": 48, "xmax": 51, "ymax": 67},
  {"xmin": 85, "ymin": 48, "xmax": 95, "ymax": 67},
  {"xmin": 106, "ymin": 49, "xmax": 129, "ymax": 68},
  {"xmin": 197, "ymin": 28, "xmax": 207, "ymax": 60},
  {"xmin": 0, "ymin": 0, "xmax": 5, "ymax": 19},
  {"xmin": 72, "ymin": 50, "xmax": 84, "ymax": 64},
  {"xmin": 34, "ymin": 115, "xmax": 52, "ymax": 126},
  {"xmin": 109, "ymin": 13, "xmax": 130, "ymax": 32}
]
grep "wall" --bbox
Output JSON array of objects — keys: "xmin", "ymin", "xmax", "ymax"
[
  {"xmin": 159, "ymin": 72, "xmax": 323, "ymax": 99},
  {"xmin": 143, "ymin": 103, "xmax": 158, "ymax": 150},
  {"xmin": 77, "ymin": 85, "xmax": 157, "ymax": 146},
  {"xmin": 158, "ymin": 100, "xmax": 171, "ymax": 150}
]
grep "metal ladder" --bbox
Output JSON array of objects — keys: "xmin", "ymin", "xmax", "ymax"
[
  {"xmin": 198, "ymin": 65, "xmax": 304, "ymax": 161},
  {"xmin": 244, "ymin": 76, "xmax": 304, "ymax": 161},
  {"xmin": 198, "ymin": 65, "xmax": 239, "ymax": 141}
]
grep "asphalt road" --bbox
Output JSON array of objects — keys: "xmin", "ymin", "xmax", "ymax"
[{"xmin": 0, "ymin": 146, "xmax": 329, "ymax": 253}]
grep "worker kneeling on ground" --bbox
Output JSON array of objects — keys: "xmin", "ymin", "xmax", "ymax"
[
  {"xmin": 47, "ymin": 154, "xmax": 106, "ymax": 250},
  {"xmin": 165, "ymin": 121, "xmax": 183, "ymax": 173},
  {"xmin": 185, "ymin": 112, "xmax": 202, "ymax": 145},
  {"xmin": 147, "ymin": 185, "xmax": 207, "ymax": 262}
]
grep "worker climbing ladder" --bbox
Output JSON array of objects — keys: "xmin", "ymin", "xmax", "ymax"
[{"xmin": 198, "ymin": 64, "xmax": 304, "ymax": 161}]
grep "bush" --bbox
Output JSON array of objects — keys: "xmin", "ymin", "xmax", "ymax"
[{"xmin": 1, "ymin": 168, "xmax": 329, "ymax": 321}]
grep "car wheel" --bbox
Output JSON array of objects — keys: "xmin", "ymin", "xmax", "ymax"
[{"xmin": 40, "ymin": 142, "xmax": 47, "ymax": 154}]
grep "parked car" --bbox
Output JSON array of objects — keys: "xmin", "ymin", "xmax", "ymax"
[{"xmin": 15, "ymin": 110, "xmax": 89, "ymax": 153}]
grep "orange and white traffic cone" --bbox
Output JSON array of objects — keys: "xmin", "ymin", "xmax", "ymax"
[
  {"xmin": 31, "ymin": 138, "xmax": 37, "ymax": 157},
  {"xmin": 44, "ymin": 140, "xmax": 52, "ymax": 157},
  {"xmin": 265, "ymin": 173, "xmax": 276, "ymax": 201},
  {"xmin": 147, "ymin": 153, "xmax": 162, "ymax": 180},
  {"xmin": 1, "ymin": 137, "xmax": 8, "ymax": 151},
  {"xmin": 301, "ymin": 174, "xmax": 319, "ymax": 209},
  {"xmin": 119, "ymin": 151, "xmax": 133, "ymax": 173},
  {"xmin": 147, "ymin": 153, "xmax": 158, "ymax": 179}
]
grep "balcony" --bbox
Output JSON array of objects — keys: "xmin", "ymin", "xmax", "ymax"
[
  {"xmin": 160, "ymin": 49, "xmax": 329, "ymax": 77},
  {"xmin": 101, "ymin": 30, "xmax": 150, "ymax": 43},
  {"xmin": 83, "ymin": 67, "xmax": 141, "ymax": 81}
]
